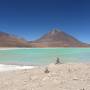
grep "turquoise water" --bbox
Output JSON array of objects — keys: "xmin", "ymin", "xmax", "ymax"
[{"xmin": 0, "ymin": 48, "xmax": 90, "ymax": 65}]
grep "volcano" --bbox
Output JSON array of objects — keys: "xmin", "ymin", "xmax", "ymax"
[{"xmin": 31, "ymin": 29, "xmax": 90, "ymax": 47}]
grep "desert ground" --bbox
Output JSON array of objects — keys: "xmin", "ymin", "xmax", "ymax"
[{"xmin": 0, "ymin": 63, "xmax": 89, "ymax": 90}]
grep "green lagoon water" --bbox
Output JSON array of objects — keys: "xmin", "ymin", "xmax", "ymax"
[{"xmin": 0, "ymin": 48, "xmax": 90, "ymax": 65}]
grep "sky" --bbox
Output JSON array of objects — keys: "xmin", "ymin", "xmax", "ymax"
[{"xmin": 0, "ymin": 0, "xmax": 90, "ymax": 43}]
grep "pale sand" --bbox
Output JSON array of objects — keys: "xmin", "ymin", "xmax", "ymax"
[
  {"xmin": 0, "ymin": 63, "xmax": 90, "ymax": 90},
  {"xmin": 0, "ymin": 64, "xmax": 35, "ymax": 71},
  {"xmin": 0, "ymin": 47, "xmax": 30, "ymax": 50}
]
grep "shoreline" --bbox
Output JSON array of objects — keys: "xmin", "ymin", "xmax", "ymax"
[
  {"xmin": 0, "ymin": 64, "xmax": 35, "ymax": 72},
  {"xmin": 0, "ymin": 47, "xmax": 90, "ymax": 50},
  {"xmin": 0, "ymin": 62, "xmax": 89, "ymax": 72},
  {"xmin": 0, "ymin": 47, "xmax": 31, "ymax": 50}
]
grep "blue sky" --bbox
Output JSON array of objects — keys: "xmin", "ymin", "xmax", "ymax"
[{"xmin": 0, "ymin": 0, "xmax": 90, "ymax": 43}]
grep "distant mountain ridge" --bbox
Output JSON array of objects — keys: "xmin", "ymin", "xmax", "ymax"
[
  {"xmin": 0, "ymin": 29, "xmax": 90, "ymax": 47},
  {"xmin": 31, "ymin": 29, "xmax": 90, "ymax": 47},
  {"xmin": 0, "ymin": 32, "xmax": 31, "ymax": 47}
]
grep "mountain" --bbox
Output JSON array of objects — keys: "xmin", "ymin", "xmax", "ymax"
[
  {"xmin": 0, "ymin": 32, "xmax": 31, "ymax": 47},
  {"xmin": 31, "ymin": 29, "xmax": 90, "ymax": 47},
  {"xmin": 0, "ymin": 29, "xmax": 90, "ymax": 48}
]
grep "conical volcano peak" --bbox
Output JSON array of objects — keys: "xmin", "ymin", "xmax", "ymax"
[
  {"xmin": 51, "ymin": 28, "xmax": 61, "ymax": 32},
  {"xmin": 49, "ymin": 28, "xmax": 62, "ymax": 35}
]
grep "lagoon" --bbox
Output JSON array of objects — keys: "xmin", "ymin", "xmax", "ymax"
[{"xmin": 0, "ymin": 48, "xmax": 90, "ymax": 65}]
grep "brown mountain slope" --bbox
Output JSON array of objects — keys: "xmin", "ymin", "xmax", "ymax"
[
  {"xmin": 31, "ymin": 29, "xmax": 90, "ymax": 47},
  {"xmin": 0, "ymin": 32, "xmax": 31, "ymax": 47}
]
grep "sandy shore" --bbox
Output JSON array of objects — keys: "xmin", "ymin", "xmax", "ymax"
[
  {"xmin": 0, "ymin": 64, "xmax": 35, "ymax": 71},
  {"xmin": 0, "ymin": 47, "xmax": 31, "ymax": 50},
  {"xmin": 0, "ymin": 63, "xmax": 89, "ymax": 90}
]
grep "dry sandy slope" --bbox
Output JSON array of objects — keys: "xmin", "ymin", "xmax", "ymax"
[{"xmin": 0, "ymin": 63, "xmax": 90, "ymax": 90}]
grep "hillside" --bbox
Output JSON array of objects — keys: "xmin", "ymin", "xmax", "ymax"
[
  {"xmin": 0, "ymin": 32, "xmax": 31, "ymax": 47},
  {"xmin": 31, "ymin": 29, "xmax": 90, "ymax": 47},
  {"xmin": 0, "ymin": 29, "xmax": 89, "ymax": 48}
]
